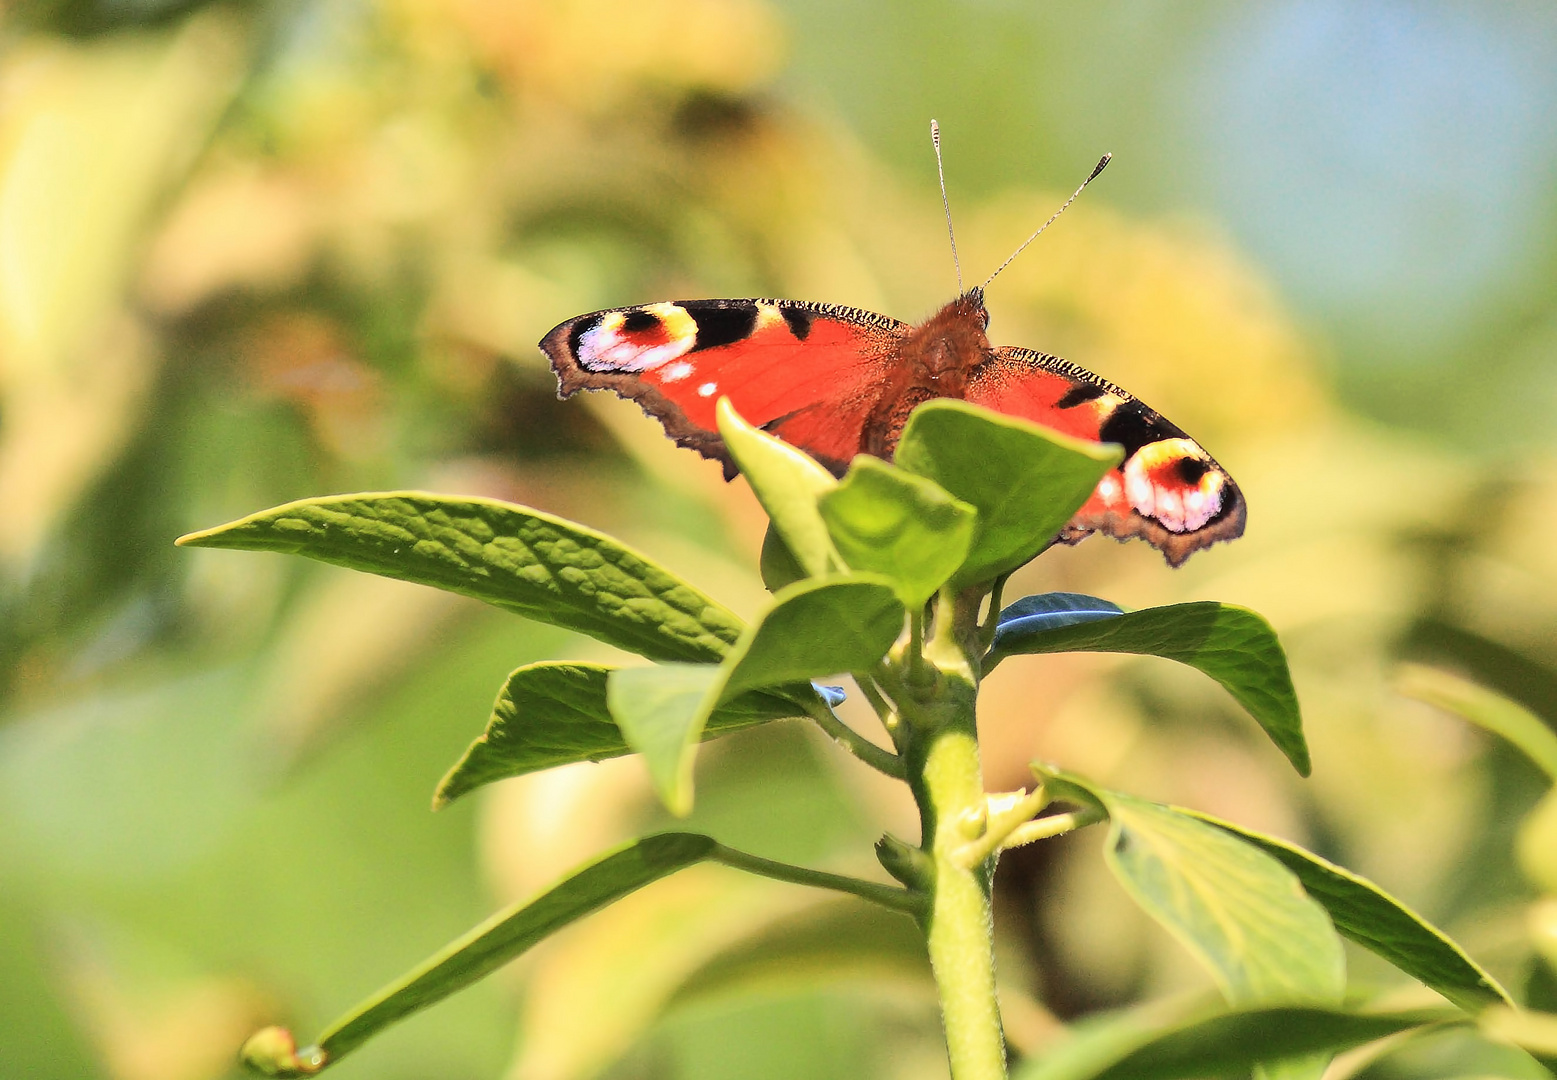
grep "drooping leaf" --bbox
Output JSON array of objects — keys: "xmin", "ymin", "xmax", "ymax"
[
  {"xmin": 817, "ymin": 456, "xmax": 977, "ymax": 607},
  {"xmin": 433, "ymin": 663, "xmax": 808, "ymax": 808},
  {"xmin": 993, "ymin": 592, "xmax": 1124, "ymax": 635},
  {"xmin": 1018, "ymin": 1003, "xmax": 1451, "ymax": 1080},
  {"xmin": 1188, "ymin": 809, "xmax": 1511, "ymax": 1011},
  {"xmin": 893, "ymin": 400, "xmax": 1120, "ymax": 587},
  {"xmin": 607, "ymin": 664, "xmax": 725, "ymax": 816},
  {"xmin": 1397, "ymin": 664, "xmax": 1557, "ymax": 782},
  {"xmin": 177, "ymin": 493, "xmax": 743, "ymax": 664},
  {"xmin": 996, "ymin": 602, "xmax": 1308, "ymax": 775},
  {"xmin": 239, "ymin": 833, "xmax": 720, "ymax": 1077},
  {"xmin": 1042, "ymin": 773, "xmax": 1345, "ymax": 1009},
  {"xmin": 717, "ymin": 398, "xmax": 840, "ymax": 577},
  {"xmin": 607, "ymin": 577, "xmax": 904, "ymax": 815}
]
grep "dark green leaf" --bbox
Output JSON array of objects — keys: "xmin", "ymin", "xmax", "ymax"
[
  {"xmin": 1018, "ymin": 1003, "xmax": 1451, "ymax": 1080},
  {"xmin": 995, "ymin": 592, "xmax": 1124, "ymax": 635},
  {"xmin": 1187, "ymin": 810, "xmax": 1511, "ymax": 1011},
  {"xmin": 177, "ymin": 493, "xmax": 743, "ymax": 664},
  {"xmin": 994, "ymin": 602, "xmax": 1308, "ymax": 776},
  {"xmin": 893, "ymin": 400, "xmax": 1120, "ymax": 586},
  {"xmin": 240, "ymin": 833, "xmax": 720, "ymax": 1077},
  {"xmin": 817, "ymin": 456, "xmax": 977, "ymax": 607},
  {"xmin": 1043, "ymin": 773, "xmax": 1344, "ymax": 1007},
  {"xmin": 717, "ymin": 398, "xmax": 840, "ymax": 577},
  {"xmin": 433, "ymin": 663, "xmax": 805, "ymax": 808}
]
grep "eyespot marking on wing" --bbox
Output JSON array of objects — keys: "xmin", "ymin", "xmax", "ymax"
[
  {"xmin": 574, "ymin": 303, "xmax": 698, "ymax": 373},
  {"xmin": 1122, "ymin": 438, "xmax": 1227, "ymax": 534}
]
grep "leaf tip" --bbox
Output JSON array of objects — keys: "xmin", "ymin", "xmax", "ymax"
[{"xmin": 240, "ymin": 1027, "xmax": 326, "ymax": 1077}]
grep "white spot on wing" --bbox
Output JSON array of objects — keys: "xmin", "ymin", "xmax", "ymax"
[
  {"xmin": 663, "ymin": 361, "xmax": 694, "ymax": 382},
  {"xmin": 697, "ymin": 382, "xmax": 718, "ymax": 397}
]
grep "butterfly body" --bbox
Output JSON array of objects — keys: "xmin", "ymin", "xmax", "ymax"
[{"xmin": 542, "ymin": 289, "xmax": 1244, "ymax": 566}]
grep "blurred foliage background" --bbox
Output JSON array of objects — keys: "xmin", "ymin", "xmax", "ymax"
[{"xmin": 2, "ymin": 1, "xmax": 1556, "ymax": 1077}]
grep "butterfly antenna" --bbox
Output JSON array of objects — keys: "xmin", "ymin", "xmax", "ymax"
[
  {"xmin": 980, "ymin": 152, "xmax": 1112, "ymax": 291},
  {"xmin": 930, "ymin": 119, "xmax": 963, "ymax": 294}
]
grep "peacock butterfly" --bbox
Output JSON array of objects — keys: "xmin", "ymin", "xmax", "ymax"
[{"xmin": 539, "ymin": 139, "xmax": 1245, "ymax": 568}]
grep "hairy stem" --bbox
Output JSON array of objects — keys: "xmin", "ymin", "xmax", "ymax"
[
  {"xmin": 902, "ymin": 586, "xmax": 1007, "ymax": 1080},
  {"xmin": 804, "ymin": 699, "xmax": 906, "ymax": 778}
]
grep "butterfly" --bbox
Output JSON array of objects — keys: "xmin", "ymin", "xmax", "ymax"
[{"xmin": 538, "ymin": 143, "xmax": 1244, "ymax": 568}]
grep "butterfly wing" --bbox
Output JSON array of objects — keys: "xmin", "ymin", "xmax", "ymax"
[
  {"xmin": 542, "ymin": 299, "xmax": 904, "ymax": 476},
  {"xmin": 967, "ymin": 346, "xmax": 1246, "ymax": 566}
]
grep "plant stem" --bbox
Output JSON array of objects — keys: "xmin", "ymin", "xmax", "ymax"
[
  {"xmin": 999, "ymin": 807, "xmax": 1105, "ymax": 851},
  {"xmin": 709, "ymin": 844, "xmax": 925, "ymax": 914},
  {"xmin": 902, "ymin": 586, "xmax": 1007, "ymax": 1080},
  {"xmin": 804, "ymin": 700, "xmax": 905, "ymax": 777},
  {"xmin": 908, "ymin": 705, "xmax": 1007, "ymax": 1080}
]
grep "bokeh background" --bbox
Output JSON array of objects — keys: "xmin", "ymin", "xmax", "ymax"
[{"xmin": 3, "ymin": 1, "xmax": 1557, "ymax": 1077}]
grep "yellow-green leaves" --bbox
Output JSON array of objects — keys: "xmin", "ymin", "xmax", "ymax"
[
  {"xmin": 894, "ymin": 400, "xmax": 1121, "ymax": 586},
  {"xmin": 1043, "ymin": 772, "xmax": 1345, "ymax": 1012},
  {"xmin": 818, "ymin": 456, "xmax": 976, "ymax": 608},
  {"xmin": 608, "ymin": 576, "xmax": 905, "ymax": 814}
]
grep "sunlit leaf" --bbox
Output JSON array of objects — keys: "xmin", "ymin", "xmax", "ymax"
[
  {"xmin": 433, "ymin": 663, "xmax": 808, "ymax": 808},
  {"xmin": 177, "ymin": 493, "xmax": 744, "ymax": 664},
  {"xmin": 995, "ymin": 602, "xmax": 1308, "ymax": 775},
  {"xmin": 759, "ymin": 524, "xmax": 808, "ymax": 592},
  {"xmin": 1042, "ymin": 773, "xmax": 1344, "ymax": 1008},
  {"xmin": 817, "ymin": 456, "xmax": 976, "ymax": 607},
  {"xmin": 892, "ymin": 400, "xmax": 1120, "ymax": 587},
  {"xmin": 1188, "ymin": 809, "xmax": 1511, "ymax": 1011},
  {"xmin": 717, "ymin": 397, "xmax": 840, "ymax": 578},
  {"xmin": 607, "ymin": 577, "xmax": 904, "ymax": 814}
]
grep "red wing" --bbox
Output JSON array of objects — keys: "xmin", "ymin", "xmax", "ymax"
[
  {"xmin": 968, "ymin": 346, "xmax": 1246, "ymax": 566},
  {"xmin": 541, "ymin": 299, "xmax": 904, "ymax": 476}
]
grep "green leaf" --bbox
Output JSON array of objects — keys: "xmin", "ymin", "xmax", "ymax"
[
  {"xmin": 718, "ymin": 576, "xmax": 904, "ymax": 699},
  {"xmin": 1018, "ymin": 1003, "xmax": 1451, "ymax": 1080},
  {"xmin": 1044, "ymin": 773, "xmax": 1344, "ymax": 1008},
  {"xmin": 608, "ymin": 664, "xmax": 725, "ymax": 816},
  {"xmin": 717, "ymin": 398, "xmax": 840, "ymax": 577},
  {"xmin": 239, "ymin": 833, "xmax": 720, "ymax": 1077},
  {"xmin": 893, "ymin": 400, "xmax": 1120, "ymax": 586},
  {"xmin": 994, "ymin": 602, "xmax": 1309, "ymax": 776},
  {"xmin": 177, "ymin": 493, "xmax": 743, "ymax": 664},
  {"xmin": 237, "ymin": 835, "xmax": 920, "ymax": 1078},
  {"xmin": 432, "ymin": 663, "xmax": 805, "ymax": 809},
  {"xmin": 817, "ymin": 456, "xmax": 977, "ymax": 608},
  {"xmin": 759, "ymin": 524, "xmax": 807, "ymax": 592},
  {"xmin": 608, "ymin": 577, "xmax": 905, "ymax": 814},
  {"xmin": 1397, "ymin": 664, "xmax": 1557, "ymax": 782},
  {"xmin": 1188, "ymin": 809, "xmax": 1511, "ymax": 1011}
]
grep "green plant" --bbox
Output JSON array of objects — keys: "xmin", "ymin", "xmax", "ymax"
[{"xmin": 181, "ymin": 399, "xmax": 1540, "ymax": 1079}]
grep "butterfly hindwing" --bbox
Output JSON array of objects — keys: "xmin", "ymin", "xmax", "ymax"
[
  {"xmin": 542, "ymin": 299, "xmax": 904, "ymax": 475},
  {"xmin": 967, "ymin": 345, "xmax": 1246, "ymax": 566}
]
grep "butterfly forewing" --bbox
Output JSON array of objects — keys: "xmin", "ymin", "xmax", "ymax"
[{"xmin": 542, "ymin": 299, "xmax": 903, "ymax": 475}]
